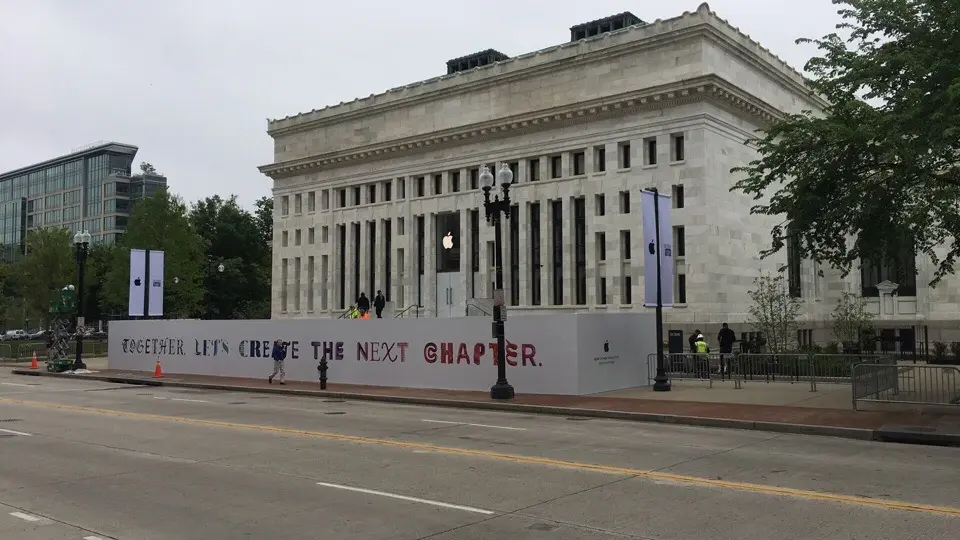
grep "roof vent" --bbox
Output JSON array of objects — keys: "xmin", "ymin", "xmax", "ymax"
[
  {"xmin": 570, "ymin": 12, "xmax": 644, "ymax": 42},
  {"xmin": 446, "ymin": 49, "xmax": 510, "ymax": 74}
]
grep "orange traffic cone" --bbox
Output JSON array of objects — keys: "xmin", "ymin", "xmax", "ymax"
[
  {"xmin": 153, "ymin": 359, "xmax": 164, "ymax": 378},
  {"xmin": 30, "ymin": 352, "xmax": 39, "ymax": 370}
]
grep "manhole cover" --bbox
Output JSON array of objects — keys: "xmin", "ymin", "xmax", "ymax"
[
  {"xmin": 228, "ymin": 402, "xmax": 247, "ymax": 405},
  {"xmin": 323, "ymin": 400, "xmax": 345, "ymax": 403},
  {"xmin": 565, "ymin": 417, "xmax": 590, "ymax": 421},
  {"xmin": 0, "ymin": 419, "xmax": 23, "ymax": 423},
  {"xmin": 324, "ymin": 411, "xmax": 346, "ymax": 415}
]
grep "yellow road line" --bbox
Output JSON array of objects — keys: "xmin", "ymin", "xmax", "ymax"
[{"xmin": 2, "ymin": 396, "xmax": 958, "ymax": 517}]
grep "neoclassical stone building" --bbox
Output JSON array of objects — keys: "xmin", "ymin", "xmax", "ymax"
[{"xmin": 263, "ymin": 4, "xmax": 960, "ymax": 346}]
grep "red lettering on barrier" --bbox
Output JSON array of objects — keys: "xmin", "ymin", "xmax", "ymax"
[
  {"xmin": 473, "ymin": 343, "xmax": 485, "ymax": 365},
  {"xmin": 424, "ymin": 341, "xmax": 538, "ymax": 367},
  {"xmin": 522, "ymin": 344, "xmax": 537, "ymax": 367},
  {"xmin": 440, "ymin": 342, "xmax": 454, "ymax": 364},
  {"xmin": 457, "ymin": 343, "xmax": 470, "ymax": 364}
]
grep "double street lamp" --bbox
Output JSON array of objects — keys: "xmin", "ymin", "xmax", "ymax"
[
  {"xmin": 73, "ymin": 230, "xmax": 91, "ymax": 370},
  {"xmin": 479, "ymin": 164, "xmax": 515, "ymax": 400}
]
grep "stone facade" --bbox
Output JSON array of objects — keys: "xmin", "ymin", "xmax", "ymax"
[{"xmin": 266, "ymin": 4, "xmax": 960, "ymax": 347}]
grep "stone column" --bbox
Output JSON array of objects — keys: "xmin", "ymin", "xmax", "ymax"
[
  {"xmin": 425, "ymin": 212, "xmax": 437, "ymax": 315},
  {"xmin": 608, "ymin": 224, "xmax": 622, "ymax": 307},
  {"xmin": 478, "ymin": 217, "xmax": 490, "ymax": 299},
  {"xmin": 344, "ymin": 222, "xmax": 356, "ymax": 310},
  {"xmin": 585, "ymin": 192, "xmax": 597, "ymax": 307},
  {"xmin": 514, "ymin": 202, "xmax": 527, "ymax": 307},
  {"xmin": 359, "ymin": 220, "xmax": 369, "ymax": 300},
  {"xmin": 540, "ymin": 201, "xmax": 551, "ymax": 305},
  {"xmin": 457, "ymin": 209, "xmax": 469, "ymax": 314},
  {"xmin": 378, "ymin": 217, "xmax": 389, "ymax": 301},
  {"xmin": 562, "ymin": 198, "xmax": 573, "ymax": 306}
]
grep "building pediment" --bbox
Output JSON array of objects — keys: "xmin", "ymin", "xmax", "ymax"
[{"xmin": 259, "ymin": 75, "xmax": 778, "ymax": 179}]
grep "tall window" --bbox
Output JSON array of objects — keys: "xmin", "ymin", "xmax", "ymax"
[
  {"xmin": 530, "ymin": 202, "xmax": 541, "ymax": 305},
  {"xmin": 574, "ymin": 197, "xmax": 587, "ymax": 305},
  {"xmin": 280, "ymin": 258, "xmax": 288, "ymax": 311},
  {"xmin": 384, "ymin": 219, "xmax": 392, "ymax": 301},
  {"xmin": 510, "ymin": 204, "xmax": 520, "ymax": 306},
  {"xmin": 368, "ymin": 221, "xmax": 376, "ymax": 298},
  {"xmin": 293, "ymin": 257, "xmax": 301, "ymax": 311},
  {"xmin": 470, "ymin": 210, "xmax": 480, "ymax": 297},
  {"xmin": 338, "ymin": 225, "xmax": 346, "ymax": 309},
  {"xmin": 352, "ymin": 223, "xmax": 361, "ymax": 303},
  {"xmin": 787, "ymin": 233, "xmax": 802, "ymax": 298},
  {"xmin": 307, "ymin": 256, "xmax": 315, "ymax": 311},
  {"xmin": 416, "ymin": 215, "xmax": 425, "ymax": 305},
  {"xmin": 861, "ymin": 242, "xmax": 917, "ymax": 297},
  {"xmin": 551, "ymin": 200, "xmax": 563, "ymax": 305}
]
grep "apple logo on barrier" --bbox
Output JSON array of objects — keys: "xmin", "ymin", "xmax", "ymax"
[
  {"xmin": 603, "ymin": 340, "xmax": 610, "ymax": 353},
  {"xmin": 133, "ymin": 277, "xmax": 142, "ymax": 287},
  {"xmin": 648, "ymin": 241, "xmax": 655, "ymax": 255},
  {"xmin": 442, "ymin": 232, "xmax": 454, "ymax": 250}
]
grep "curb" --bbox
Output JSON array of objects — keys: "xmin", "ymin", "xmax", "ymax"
[{"xmin": 11, "ymin": 369, "xmax": 948, "ymax": 445}]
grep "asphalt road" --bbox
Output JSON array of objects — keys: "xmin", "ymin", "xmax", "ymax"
[{"xmin": 0, "ymin": 369, "xmax": 958, "ymax": 540}]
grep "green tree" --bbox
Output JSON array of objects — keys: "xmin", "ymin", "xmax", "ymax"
[
  {"xmin": 252, "ymin": 196, "xmax": 273, "ymax": 245},
  {"xmin": 189, "ymin": 195, "xmax": 270, "ymax": 319},
  {"xmin": 747, "ymin": 272, "xmax": 803, "ymax": 353},
  {"xmin": 731, "ymin": 0, "xmax": 960, "ymax": 284},
  {"xmin": 140, "ymin": 162, "xmax": 157, "ymax": 175},
  {"xmin": 102, "ymin": 191, "xmax": 204, "ymax": 318},
  {"xmin": 831, "ymin": 291, "xmax": 875, "ymax": 352},
  {"xmin": 14, "ymin": 228, "xmax": 74, "ymax": 328},
  {"xmin": 84, "ymin": 242, "xmax": 120, "ymax": 324}
]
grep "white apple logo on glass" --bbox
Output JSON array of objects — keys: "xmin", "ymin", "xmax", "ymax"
[{"xmin": 442, "ymin": 232, "xmax": 454, "ymax": 250}]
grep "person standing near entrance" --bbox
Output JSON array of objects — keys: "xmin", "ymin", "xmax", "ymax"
[
  {"xmin": 356, "ymin": 292, "xmax": 371, "ymax": 316},
  {"xmin": 717, "ymin": 323, "xmax": 737, "ymax": 375},
  {"xmin": 374, "ymin": 290, "xmax": 386, "ymax": 318},
  {"xmin": 269, "ymin": 339, "xmax": 287, "ymax": 385}
]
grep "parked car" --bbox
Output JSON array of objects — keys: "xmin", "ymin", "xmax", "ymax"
[{"xmin": 2, "ymin": 330, "xmax": 28, "ymax": 341}]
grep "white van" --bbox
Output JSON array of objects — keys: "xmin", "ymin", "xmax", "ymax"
[{"xmin": 3, "ymin": 330, "xmax": 27, "ymax": 340}]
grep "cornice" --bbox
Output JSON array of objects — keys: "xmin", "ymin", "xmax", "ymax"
[
  {"xmin": 265, "ymin": 3, "xmax": 818, "ymax": 138},
  {"xmin": 259, "ymin": 75, "xmax": 780, "ymax": 179}
]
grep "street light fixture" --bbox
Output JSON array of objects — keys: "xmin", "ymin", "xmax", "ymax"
[
  {"xmin": 72, "ymin": 230, "xmax": 91, "ymax": 370},
  {"xmin": 479, "ymin": 163, "xmax": 515, "ymax": 400}
]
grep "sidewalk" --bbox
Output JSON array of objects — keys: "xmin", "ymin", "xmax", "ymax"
[{"xmin": 10, "ymin": 368, "xmax": 960, "ymax": 446}]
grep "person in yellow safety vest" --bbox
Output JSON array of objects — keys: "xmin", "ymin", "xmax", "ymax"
[
  {"xmin": 348, "ymin": 305, "xmax": 360, "ymax": 319},
  {"xmin": 694, "ymin": 334, "xmax": 710, "ymax": 379}
]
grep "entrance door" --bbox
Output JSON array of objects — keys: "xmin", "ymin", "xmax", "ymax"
[{"xmin": 435, "ymin": 272, "xmax": 463, "ymax": 318}]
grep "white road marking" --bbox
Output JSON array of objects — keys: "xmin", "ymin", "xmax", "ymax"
[
  {"xmin": 171, "ymin": 398, "xmax": 208, "ymax": 403},
  {"xmin": 422, "ymin": 419, "xmax": 526, "ymax": 431},
  {"xmin": 316, "ymin": 482, "xmax": 494, "ymax": 515},
  {"xmin": 9, "ymin": 512, "xmax": 40, "ymax": 522},
  {"xmin": 152, "ymin": 396, "xmax": 168, "ymax": 400},
  {"xmin": 0, "ymin": 382, "xmax": 32, "ymax": 387},
  {"xmin": 84, "ymin": 536, "xmax": 105, "ymax": 540},
  {"xmin": 0, "ymin": 428, "xmax": 32, "ymax": 436}
]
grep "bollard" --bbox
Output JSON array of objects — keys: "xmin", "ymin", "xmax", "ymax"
[{"xmin": 317, "ymin": 357, "xmax": 328, "ymax": 390}]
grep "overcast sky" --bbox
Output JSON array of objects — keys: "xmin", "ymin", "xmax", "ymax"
[{"xmin": 0, "ymin": 0, "xmax": 841, "ymax": 208}]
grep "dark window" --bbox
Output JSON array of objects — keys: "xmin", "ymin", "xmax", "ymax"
[
  {"xmin": 470, "ymin": 210, "xmax": 480, "ymax": 297},
  {"xmin": 596, "ymin": 194, "xmax": 605, "ymax": 216},
  {"xmin": 860, "ymin": 242, "xmax": 917, "ymax": 297},
  {"xmin": 619, "ymin": 191, "xmax": 630, "ymax": 213},
  {"xmin": 550, "ymin": 156, "xmax": 562, "ymax": 179},
  {"xmin": 672, "ymin": 134, "xmax": 685, "ymax": 161},
  {"xmin": 574, "ymin": 197, "xmax": 587, "ymax": 305},
  {"xmin": 398, "ymin": 178, "xmax": 406, "ymax": 199},
  {"xmin": 352, "ymin": 223, "xmax": 361, "ymax": 302},
  {"xmin": 383, "ymin": 181, "xmax": 392, "ymax": 202},
  {"xmin": 675, "ymin": 226, "xmax": 685, "ymax": 257},
  {"xmin": 529, "ymin": 160, "xmax": 541, "ymax": 182},
  {"xmin": 368, "ymin": 221, "xmax": 376, "ymax": 299},
  {"xmin": 433, "ymin": 174, "xmax": 442, "ymax": 195},
  {"xmin": 624, "ymin": 276, "xmax": 633, "ymax": 304},
  {"xmin": 469, "ymin": 168, "xmax": 479, "ymax": 190},
  {"xmin": 594, "ymin": 146, "xmax": 606, "ymax": 172},
  {"xmin": 551, "ymin": 200, "xmax": 563, "ymax": 305},
  {"xmin": 599, "ymin": 277, "xmax": 607, "ymax": 305},
  {"xmin": 621, "ymin": 230, "xmax": 631, "ymax": 260},
  {"xmin": 509, "ymin": 162, "xmax": 519, "ymax": 184},
  {"xmin": 787, "ymin": 233, "xmax": 802, "ymax": 298},
  {"xmin": 645, "ymin": 137, "xmax": 657, "ymax": 165},
  {"xmin": 672, "ymin": 184, "xmax": 684, "ymax": 208},
  {"xmin": 384, "ymin": 219, "xmax": 392, "ymax": 301},
  {"xmin": 619, "ymin": 142, "xmax": 631, "ymax": 168},
  {"xmin": 416, "ymin": 177, "xmax": 425, "ymax": 197},
  {"xmin": 353, "ymin": 186, "xmax": 361, "ymax": 206},
  {"xmin": 510, "ymin": 204, "xmax": 520, "ymax": 306},
  {"xmin": 451, "ymin": 171, "xmax": 460, "ymax": 193},
  {"xmin": 678, "ymin": 274, "xmax": 687, "ymax": 303},
  {"xmin": 530, "ymin": 202, "xmax": 542, "ymax": 306},
  {"xmin": 416, "ymin": 216, "xmax": 425, "ymax": 304},
  {"xmin": 597, "ymin": 232, "xmax": 606, "ymax": 261},
  {"xmin": 573, "ymin": 152, "xmax": 585, "ymax": 176},
  {"xmin": 367, "ymin": 184, "xmax": 376, "ymax": 204},
  {"xmin": 338, "ymin": 224, "xmax": 346, "ymax": 309},
  {"xmin": 338, "ymin": 189, "xmax": 346, "ymax": 208}
]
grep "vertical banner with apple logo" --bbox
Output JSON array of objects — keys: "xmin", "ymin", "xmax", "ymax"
[
  {"xmin": 148, "ymin": 250, "xmax": 165, "ymax": 317},
  {"xmin": 129, "ymin": 249, "xmax": 147, "ymax": 316},
  {"xmin": 641, "ymin": 189, "xmax": 674, "ymax": 307}
]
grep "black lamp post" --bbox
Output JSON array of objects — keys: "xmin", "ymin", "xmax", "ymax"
[
  {"xmin": 72, "ymin": 230, "xmax": 91, "ymax": 370},
  {"xmin": 479, "ymin": 164, "xmax": 515, "ymax": 400}
]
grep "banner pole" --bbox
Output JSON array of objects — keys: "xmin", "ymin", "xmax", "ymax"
[{"xmin": 652, "ymin": 189, "xmax": 671, "ymax": 392}]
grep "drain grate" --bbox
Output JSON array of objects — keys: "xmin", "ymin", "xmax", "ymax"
[
  {"xmin": 0, "ymin": 419, "xmax": 23, "ymax": 423},
  {"xmin": 324, "ymin": 411, "xmax": 346, "ymax": 415}
]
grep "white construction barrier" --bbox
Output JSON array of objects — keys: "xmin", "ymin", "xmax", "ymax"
[{"xmin": 108, "ymin": 312, "xmax": 656, "ymax": 395}]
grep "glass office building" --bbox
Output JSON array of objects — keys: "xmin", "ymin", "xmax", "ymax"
[{"xmin": 0, "ymin": 141, "xmax": 167, "ymax": 261}]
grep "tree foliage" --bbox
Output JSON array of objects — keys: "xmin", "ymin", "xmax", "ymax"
[
  {"xmin": 15, "ymin": 228, "xmax": 75, "ymax": 327},
  {"xmin": 731, "ymin": 0, "xmax": 960, "ymax": 284},
  {"xmin": 102, "ymin": 191, "xmax": 205, "ymax": 318},
  {"xmin": 140, "ymin": 162, "xmax": 157, "ymax": 175},
  {"xmin": 747, "ymin": 273, "xmax": 803, "ymax": 353},
  {"xmin": 831, "ymin": 291, "xmax": 875, "ymax": 348}
]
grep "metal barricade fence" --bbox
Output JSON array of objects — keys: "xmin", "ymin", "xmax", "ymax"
[
  {"xmin": 17, "ymin": 342, "xmax": 45, "ymax": 361},
  {"xmin": 733, "ymin": 353, "xmax": 812, "ymax": 386},
  {"xmin": 853, "ymin": 363, "xmax": 960, "ymax": 410},
  {"xmin": 0, "ymin": 343, "xmax": 11, "ymax": 360},
  {"xmin": 648, "ymin": 352, "xmax": 732, "ymax": 388}
]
